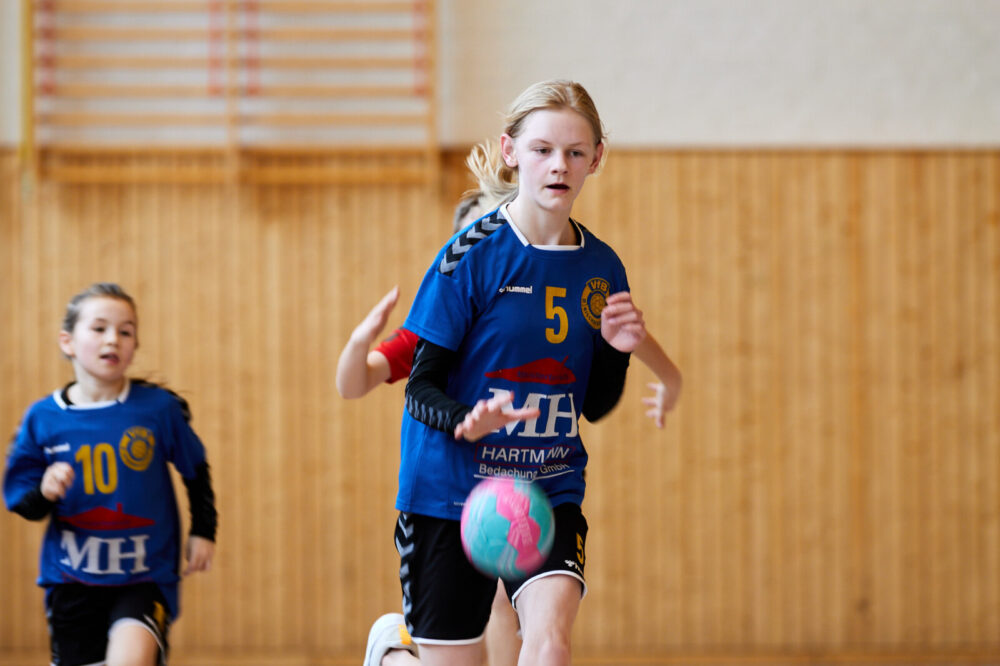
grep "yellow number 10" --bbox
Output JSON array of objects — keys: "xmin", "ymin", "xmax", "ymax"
[
  {"xmin": 545, "ymin": 286, "xmax": 568, "ymax": 344},
  {"xmin": 74, "ymin": 443, "xmax": 118, "ymax": 495}
]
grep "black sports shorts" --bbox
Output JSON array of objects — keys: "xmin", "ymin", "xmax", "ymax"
[
  {"xmin": 395, "ymin": 502, "xmax": 588, "ymax": 644},
  {"xmin": 46, "ymin": 582, "xmax": 171, "ymax": 665}
]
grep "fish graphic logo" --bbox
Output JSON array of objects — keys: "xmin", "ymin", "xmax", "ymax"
[
  {"xmin": 60, "ymin": 504, "xmax": 155, "ymax": 531},
  {"xmin": 485, "ymin": 357, "xmax": 576, "ymax": 385}
]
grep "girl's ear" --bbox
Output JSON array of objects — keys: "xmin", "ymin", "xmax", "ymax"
[
  {"xmin": 500, "ymin": 133, "xmax": 518, "ymax": 168},
  {"xmin": 588, "ymin": 142, "xmax": 605, "ymax": 174},
  {"xmin": 58, "ymin": 330, "xmax": 74, "ymax": 358}
]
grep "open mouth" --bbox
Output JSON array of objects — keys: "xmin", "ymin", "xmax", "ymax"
[
  {"xmin": 547, "ymin": 184, "xmax": 570, "ymax": 191},
  {"xmin": 100, "ymin": 353, "xmax": 120, "ymax": 363}
]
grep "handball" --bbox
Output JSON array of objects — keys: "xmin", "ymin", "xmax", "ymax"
[{"xmin": 460, "ymin": 477, "xmax": 554, "ymax": 580}]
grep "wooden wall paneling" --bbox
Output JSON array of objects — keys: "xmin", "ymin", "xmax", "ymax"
[
  {"xmin": 0, "ymin": 156, "xmax": 12, "ymax": 647},
  {"xmin": 657, "ymin": 153, "xmax": 687, "ymax": 651},
  {"xmin": 2, "ymin": 150, "xmax": 1000, "ymax": 663},
  {"xmin": 984, "ymin": 154, "xmax": 1000, "ymax": 646},
  {"xmin": 716, "ymin": 152, "xmax": 748, "ymax": 648},
  {"xmin": 300, "ymin": 184, "xmax": 323, "ymax": 651},
  {"xmin": 956, "ymin": 154, "xmax": 993, "ymax": 646},
  {"xmin": 844, "ymin": 152, "xmax": 870, "ymax": 648},
  {"xmin": 772, "ymin": 153, "xmax": 804, "ymax": 647},
  {"xmin": 0, "ymin": 154, "xmax": 38, "ymax": 651},
  {"xmin": 826, "ymin": 154, "xmax": 855, "ymax": 649},
  {"xmin": 927, "ymin": 151, "xmax": 952, "ymax": 646},
  {"xmin": 900, "ymin": 154, "xmax": 924, "ymax": 645},
  {"xmin": 752, "ymin": 153, "xmax": 783, "ymax": 648},
  {"xmin": 857, "ymin": 154, "xmax": 891, "ymax": 646},
  {"xmin": 931, "ymin": 152, "xmax": 958, "ymax": 646},
  {"xmin": 921, "ymin": 153, "xmax": 945, "ymax": 646},
  {"xmin": 950, "ymin": 153, "xmax": 973, "ymax": 645},
  {"xmin": 729, "ymin": 151, "xmax": 755, "ymax": 648},
  {"xmin": 233, "ymin": 184, "xmax": 265, "ymax": 652},
  {"xmin": 680, "ymin": 153, "xmax": 713, "ymax": 649},
  {"xmin": 971, "ymin": 153, "xmax": 998, "ymax": 645},
  {"xmin": 581, "ymin": 150, "xmax": 631, "ymax": 650}
]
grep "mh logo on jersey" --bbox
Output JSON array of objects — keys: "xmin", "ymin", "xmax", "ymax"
[
  {"xmin": 581, "ymin": 277, "xmax": 610, "ymax": 329},
  {"xmin": 119, "ymin": 426, "xmax": 154, "ymax": 472}
]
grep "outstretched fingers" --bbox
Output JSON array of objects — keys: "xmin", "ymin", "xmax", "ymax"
[
  {"xmin": 355, "ymin": 286, "xmax": 400, "ymax": 343},
  {"xmin": 454, "ymin": 391, "xmax": 541, "ymax": 442}
]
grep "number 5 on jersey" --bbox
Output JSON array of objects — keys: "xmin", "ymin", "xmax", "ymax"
[{"xmin": 546, "ymin": 286, "xmax": 568, "ymax": 344}]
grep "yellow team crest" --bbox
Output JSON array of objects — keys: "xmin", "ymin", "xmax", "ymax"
[
  {"xmin": 580, "ymin": 277, "xmax": 611, "ymax": 329},
  {"xmin": 119, "ymin": 426, "xmax": 155, "ymax": 472}
]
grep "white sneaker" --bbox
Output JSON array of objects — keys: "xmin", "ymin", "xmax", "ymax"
[{"xmin": 363, "ymin": 612, "xmax": 417, "ymax": 666}]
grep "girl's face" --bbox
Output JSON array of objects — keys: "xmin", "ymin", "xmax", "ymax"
[
  {"xmin": 58, "ymin": 296, "xmax": 137, "ymax": 387},
  {"xmin": 501, "ymin": 108, "xmax": 604, "ymax": 217}
]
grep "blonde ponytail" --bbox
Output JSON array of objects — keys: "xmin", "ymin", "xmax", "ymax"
[{"xmin": 465, "ymin": 138, "xmax": 517, "ymax": 211}]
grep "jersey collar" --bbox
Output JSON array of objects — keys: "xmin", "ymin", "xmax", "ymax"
[
  {"xmin": 500, "ymin": 203, "xmax": 584, "ymax": 251},
  {"xmin": 53, "ymin": 378, "xmax": 132, "ymax": 410}
]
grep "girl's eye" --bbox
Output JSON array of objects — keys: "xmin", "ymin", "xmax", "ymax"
[
  {"xmin": 535, "ymin": 148, "xmax": 549, "ymax": 154},
  {"xmin": 120, "ymin": 330, "xmax": 133, "ymax": 337},
  {"xmin": 92, "ymin": 326, "xmax": 105, "ymax": 333}
]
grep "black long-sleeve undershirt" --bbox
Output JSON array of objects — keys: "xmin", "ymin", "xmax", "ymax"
[
  {"xmin": 405, "ymin": 340, "xmax": 472, "ymax": 434},
  {"xmin": 404, "ymin": 337, "xmax": 631, "ymax": 436},
  {"xmin": 184, "ymin": 461, "xmax": 217, "ymax": 541},
  {"xmin": 9, "ymin": 487, "xmax": 55, "ymax": 521},
  {"xmin": 581, "ymin": 339, "xmax": 631, "ymax": 422}
]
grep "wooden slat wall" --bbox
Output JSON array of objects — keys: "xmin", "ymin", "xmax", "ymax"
[{"xmin": 1, "ymin": 149, "xmax": 998, "ymax": 664}]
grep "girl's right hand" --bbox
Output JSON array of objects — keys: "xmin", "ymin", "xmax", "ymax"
[
  {"xmin": 41, "ymin": 462, "xmax": 75, "ymax": 501},
  {"xmin": 454, "ymin": 391, "xmax": 541, "ymax": 442}
]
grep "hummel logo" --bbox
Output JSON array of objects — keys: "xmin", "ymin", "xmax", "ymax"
[
  {"xmin": 498, "ymin": 285, "xmax": 533, "ymax": 294},
  {"xmin": 564, "ymin": 559, "xmax": 583, "ymax": 574}
]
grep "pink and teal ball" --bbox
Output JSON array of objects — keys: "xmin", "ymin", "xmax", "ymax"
[{"xmin": 460, "ymin": 477, "xmax": 555, "ymax": 580}]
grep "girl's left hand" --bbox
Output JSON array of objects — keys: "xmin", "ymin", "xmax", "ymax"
[
  {"xmin": 642, "ymin": 382, "xmax": 678, "ymax": 429},
  {"xmin": 184, "ymin": 535, "xmax": 215, "ymax": 576},
  {"xmin": 600, "ymin": 292, "xmax": 647, "ymax": 353}
]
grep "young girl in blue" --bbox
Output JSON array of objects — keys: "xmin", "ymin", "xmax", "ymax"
[
  {"xmin": 4, "ymin": 283, "xmax": 217, "ymax": 666},
  {"xmin": 363, "ymin": 80, "xmax": 680, "ymax": 666}
]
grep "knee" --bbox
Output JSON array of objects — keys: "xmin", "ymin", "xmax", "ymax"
[
  {"xmin": 521, "ymin": 629, "xmax": 571, "ymax": 666},
  {"xmin": 106, "ymin": 624, "xmax": 159, "ymax": 666},
  {"xmin": 107, "ymin": 654, "xmax": 157, "ymax": 666}
]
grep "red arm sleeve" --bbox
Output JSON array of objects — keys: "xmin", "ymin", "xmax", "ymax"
[{"xmin": 373, "ymin": 327, "xmax": 420, "ymax": 384}]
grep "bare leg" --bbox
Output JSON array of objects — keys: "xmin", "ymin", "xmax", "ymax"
[
  {"xmin": 485, "ymin": 580, "xmax": 521, "ymax": 666},
  {"xmin": 410, "ymin": 642, "xmax": 482, "ymax": 666},
  {"xmin": 106, "ymin": 621, "xmax": 160, "ymax": 666},
  {"xmin": 383, "ymin": 648, "xmax": 422, "ymax": 665},
  {"xmin": 514, "ymin": 576, "xmax": 581, "ymax": 666}
]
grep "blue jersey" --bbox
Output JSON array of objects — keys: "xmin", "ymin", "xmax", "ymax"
[
  {"xmin": 400, "ymin": 207, "xmax": 629, "ymax": 520},
  {"xmin": 3, "ymin": 380, "xmax": 209, "ymax": 617}
]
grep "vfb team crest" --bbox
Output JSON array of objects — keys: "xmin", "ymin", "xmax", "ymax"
[
  {"xmin": 581, "ymin": 277, "xmax": 610, "ymax": 329},
  {"xmin": 119, "ymin": 426, "xmax": 155, "ymax": 472}
]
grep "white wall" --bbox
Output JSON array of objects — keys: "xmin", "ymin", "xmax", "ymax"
[
  {"xmin": 438, "ymin": 0, "xmax": 1000, "ymax": 147},
  {"xmin": 0, "ymin": 0, "xmax": 19, "ymax": 146},
  {"xmin": 3, "ymin": 0, "xmax": 998, "ymax": 148}
]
